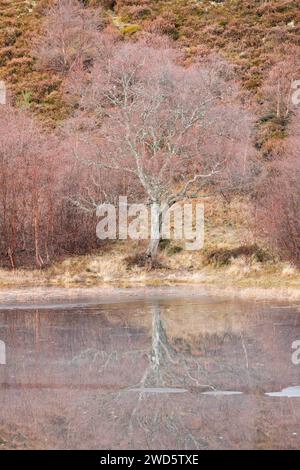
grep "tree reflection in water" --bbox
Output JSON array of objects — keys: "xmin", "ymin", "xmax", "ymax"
[{"xmin": 1, "ymin": 294, "xmax": 300, "ymax": 449}]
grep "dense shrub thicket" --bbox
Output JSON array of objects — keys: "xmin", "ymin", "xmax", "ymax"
[{"xmin": 0, "ymin": 0, "xmax": 299, "ymax": 267}]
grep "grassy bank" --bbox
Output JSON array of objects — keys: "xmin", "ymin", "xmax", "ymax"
[
  {"xmin": 0, "ymin": 247, "xmax": 299, "ymax": 290},
  {"xmin": 0, "ymin": 197, "xmax": 299, "ymax": 302},
  {"xmin": 1, "ymin": 253, "xmax": 300, "ymax": 303}
]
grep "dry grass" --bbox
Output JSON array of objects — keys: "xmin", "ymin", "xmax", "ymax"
[
  {"xmin": 0, "ymin": 199, "xmax": 300, "ymax": 299},
  {"xmin": 0, "ymin": 196, "xmax": 299, "ymax": 301}
]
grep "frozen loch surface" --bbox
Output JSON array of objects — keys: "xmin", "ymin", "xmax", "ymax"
[
  {"xmin": 1, "ymin": 286, "xmax": 300, "ymax": 449},
  {"xmin": 266, "ymin": 386, "xmax": 300, "ymax": 397}
]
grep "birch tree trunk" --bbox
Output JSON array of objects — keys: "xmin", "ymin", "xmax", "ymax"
[{"xmin": 146, "ymin": 202, "xmax": 169, "ymax": 263}]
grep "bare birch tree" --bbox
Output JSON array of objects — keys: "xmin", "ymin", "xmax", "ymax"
[
  {"xmin": 67, "ymin": 38, "xmax": 254, "ymax": 260},
  {"xmin": 34, "ymin": 0, "xmax": 104, "ymax": 73}
]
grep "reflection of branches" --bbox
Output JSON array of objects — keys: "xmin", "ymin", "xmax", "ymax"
[
  {"xmin": 125, "ymin": 303, "xmax": 215, "ymax": 440},
  {"xmin": 71, "ymin": 349, "xmax": 117, "ymax": 372},
  {"xmin": 71, "ymin": 348, "xmax": 148, "ymax": 374},
  {"xmin": 73, "ymin": 304, "xmax": 217, "ymax": 449},
  {"xmin": 130, "ymin": 303, "xmax": 215, "ymax": 391}
]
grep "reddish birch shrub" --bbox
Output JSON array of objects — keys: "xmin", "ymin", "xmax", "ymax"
[
  {"xmin": 260, "ymin": 47, "xmax": 300, "ymax": 123},
  {"xmin": 0, "ymin": 105, "xmax": 56, "ymax": 267},
  {"xmin": 0, "ymin": 105, "xmax": 100, "ymax": 268},
  {"xmin": 256, "ymin": 46, "xmax": 300, "ymax": 157},
  {"xmin": 254, "ymin": 109, "xmax": 300, "ymax": 265},
  {"xmin": 33, "ymin": 0, "xmax": 104, "ymax": 73}
]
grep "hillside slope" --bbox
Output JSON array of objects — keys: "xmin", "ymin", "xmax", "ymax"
[
  {"xmin": 115, "ymin": 0, "xmax": 300, "ymax": 90},
  {"xmin": 0, "ymin": 0, "xmax": 66, "ymax": 122},
  {"xmin": 1, "ymin": 1, "xmax": 299, "ymax": 123}
]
